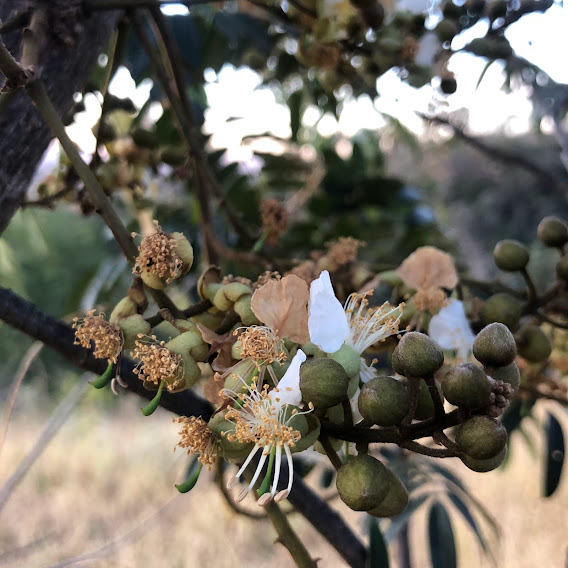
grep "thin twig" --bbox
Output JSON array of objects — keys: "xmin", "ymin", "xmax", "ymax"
[
  {"xmin": 0, "ymin": 342, "xmax": 43, "ymax": 459},
  {"xmin": 317, "ymin": 432, "xmax": 343, "ymax": 471},
  {"xmin": 0, "ymin": 374, "xmax": 91, "ymax": 512},
  {"xmin": 400, "ymin": 440, "xmax": 458, "ymax": 458}
]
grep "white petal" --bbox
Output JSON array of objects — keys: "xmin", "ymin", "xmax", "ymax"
[
  {"xmin": 269, "ymin": 349, "xmax": 306, "ymax": 408},
  {"xmin": 308, "ymin": 270, "xmax": 349, "ymax": 353},
  {"xmin": 428, "ymin": 299, "xmax": 475, "ymax": 357}
]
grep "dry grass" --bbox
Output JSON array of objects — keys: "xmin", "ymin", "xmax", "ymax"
[{"xmin": 1, "ymin": 390, "xmax": 567, "ymax": 568}]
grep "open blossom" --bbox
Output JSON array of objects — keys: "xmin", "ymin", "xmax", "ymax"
[
  {"xmin": 174, "ymin": 416, "xmax": 219, "ymax": 469},
  {"xmin": 428, "ymin": 299, "xmax": 475, "ymax": 362},
  {"xmin": 72, "ymin": 310, "xmax": 123, "ymax": 363},
  {"xmin": 224, "ymin": 350, "xmax": 311, "ymax": 505},
  {"xmin": 308, "ymin": 271, "xmax": 403, "ymax": 379}
]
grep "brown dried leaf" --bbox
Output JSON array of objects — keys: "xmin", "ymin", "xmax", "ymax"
[
  {"xmin": 396, "ymin": 246, "xmax": 458, "ymax": 291},
  {"xmin": 203, "ymin": 372, "xmax": 226, "ymax": 405},
  {"xmin": 250, "ymin": 274, "xmax": 310, "ymax": 343},
  {"xmin": 196, "ymin": 323, "xmax": 237, "ymax": 372}
]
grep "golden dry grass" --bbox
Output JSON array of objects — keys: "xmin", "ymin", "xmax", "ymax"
[{"xmin": 1, "ymin": 389, "xmax": 567, "ymax": 568}]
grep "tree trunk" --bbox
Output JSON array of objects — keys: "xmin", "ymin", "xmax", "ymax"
[{"xmin": 0, "ymin": 0, "xmax": 119, "ymax": 234}]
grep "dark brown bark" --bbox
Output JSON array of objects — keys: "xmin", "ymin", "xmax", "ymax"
[{"xmin": 0, "ymin": 0, "xmax": 119, "ymax": 234}]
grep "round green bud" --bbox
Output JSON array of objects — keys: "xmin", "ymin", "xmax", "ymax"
[
  {"xmin": 170, "ymin": 232, "xmax": 194, "ymax": 276},
  {"xmin": 109, "ymin": 296, "xmax": 138, "ymax": 324},
  {"xmin": 414, "ymin": 379, "xmax": 437, "ymax": 420},
  {"xmin": 473, "ymin": 322, "xmax": 517, "ymax": 367},
  {"xmin": 358, "ymin": 376, "xmax": 409, "ymax": 426},
  {"xmin": 481, "ymin": 293, "xmax": 522, "ymax": 331},
  {"xmin": 441, "ymin": 363, "xmax": 492, "ymax": 410},
  {"xmin": 208, "ymin": 411, "xmax": 254, "ymax": 460},
  {"xmin": 140, "ymin": 269, "xmax": 166, "ymax": 290},
  {"xmin": 392, "ymin": 332, "xmax": 444, "ymax": 378},
  {"xmin": 493, "ymin": 239, "xmax": 530, "ymax": 272},
  {"xmin": 484, "ymin": 361, "xmax": 520, "ymax": 391},
  {"xmin": 455, "ymin": 416, "xmax": 508, "ymax": 460},
  {"xmin": 117, "ymin": 314, "xmax": 151, "ymax": 349},
  {"xmin": 166, "ymin": 330, "xmax": 208, "ymax": 362},
  {"xmin": 367, "ymin": 469, "xmax": 409, "ymax": 517},
  {"xmin": 300, "ymin": 357, "xmax": 349, "ymax": 409},
  {"xmin": 336, "ymin": 454, "xmax": 390, "ymax": 511},
  {"xmin": 556, "ymin": 256, "xmax": 568, "ymax": 281},
  {"xmin": 328, "ymin": 344, "xmax": 361, "ymax": 378},
  {"xmin": 460, "ymin": 445, "xmax": 507, "ymax": 472},
  {"xmin": 515, "ymin": 324, "xmax": 552, "ymax": 363},
  {"xmin": 537, "ymin": 216, "xmax": 568, "ymax": 248}
]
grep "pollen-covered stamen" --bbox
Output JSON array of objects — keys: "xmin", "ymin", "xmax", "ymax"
[
  {"xmin": 235, "ymin": 326, "xmax": 287, "ymax": 368},
  {"xmin": 326, "ymin": 236, "xmax": 364, "ymax": 266},
  {"xmin": 132, "ymin": 335, "xmax": 184, "ymax": 391},
  {"xmin": 343, "ymin": 292, "xmax": 404, "ymax": 354},
  {"xmin": 72, "ymin": 310, "xmax": 123, "ymax": 363},
  {"xmin": 174, "ymin": 416, "xmax": 218, "ymax": 469},
  {"xmin": 133, "ymin": 221, "xmax": 183, "ymax": 283}
]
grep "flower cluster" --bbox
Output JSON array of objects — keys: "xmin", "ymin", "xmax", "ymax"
[
  {"xmin": 174, "ymin": 416, "xmax": 218, "ymax": 469},
  {"xmin": 132, "ymin": 336, "xmax": 184, "ymax": 391},
  {"xmin": 72, "ymin": 310, "xmax": 123, "ymax": 363}
]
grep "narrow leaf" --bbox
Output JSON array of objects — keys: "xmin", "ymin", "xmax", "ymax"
[
  {"xmin": 428, "ymin": 502, "xmax": 457, "ymax": 568},
  {"xmin": 367, "ymin": 517, "xmax": 390, "ymax": 568},
  {"xmin": 544, "ymin": 413, "xmax": 565, "ymax": 497}
]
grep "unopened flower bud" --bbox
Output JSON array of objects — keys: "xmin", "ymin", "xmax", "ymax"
[
  {"xmin": 455, "ymin": 415, "xmax": 508, "ymax": 460},
  {"xmin": 481, "ymin": 293, "xmax": 521, "ymax": 330},
  {"xmin": 392, "ymin": 332, "xmax": 444, "ymax": 378},
  {"xmin": 367, "ymin": 469, "xmax": 409, "ymax": 518},
  {"xmin": 336, "ymin": 454, "xmax": 390, "ymax": 511},
  {"xmin": 208, "ymin": 411, "xmax": 255, "ymax": 460},
  {"xmin": 442, "ymin": 363, "xmax": 492, "ymax": 410},
  {"xmin": 328, "ymin": 344, "xmax": 361, "ymax": 378},
  {"xmin": 166, "ymin": 329, "xmax": 209, "ymax": 362},
  {"xmin": 413, "ymin": 379, "xmax": 438, "ymax": 420},
  {"xmin": 358, "ymin": 376, "xmax": 409, "ymax": 426},
  {"xmin": 117, "ymin": 314, "xmax": 151, "ymax": 349},
  {"xmin": 515, "ymin": 324, "xmax": 552, "ymax": 363},
  {"xmin": 537, "ymin": 216, "xmax": 568, "ymax": 248},
  {"xmin": 473, "ymin": 322, "xmax": 517, "ymax": 367},
  {"xmin": 109, "ymin": 297, "xmax": 138, "ymax": 324},
  {"xmin": 484, "ymin": 361, "xmax": 520, "ymax": 392},
  {"xmin": 493, "ymin": 239, "xmax": 530, "ymax": 272},
  {"xmin": 299, "ymin": 357, "xmax": 349, "ymax": 409},
  {"xmin": 461, "ymin": 445, "xmax": 507, "ymax": 472}
]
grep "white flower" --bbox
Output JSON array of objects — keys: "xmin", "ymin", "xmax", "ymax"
[
  {"xmin": 224, "ymin": 350, "xmax": 311, "ymax": 505},
  {"xmin": 428, "ymin": 299, "xmax": 475, "ymax": 362},
  {"xmin": 308, "ymin": 270, "xmax": 403, "ymax": 380}
]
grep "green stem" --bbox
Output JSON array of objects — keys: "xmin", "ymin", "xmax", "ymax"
[
  {"xmin": 317, "ymin": 431, "xmax": 343, "ymax": 471},
  {"xmin": 257, "ymin": 447, "xmax": 276, "ymax": 497},
  {"xmin": 175, "ymin": 462, "xmax": 203, "ymax": 493},
  {"xmin": 252, "ymin": 227, "xmax": 271, "ymax": 253},
  {"xmin": 141, "ymin": 380, "xmax": 165, "ymax": 416},
  {"xmin": 89, "ymin": 361, "xmax": 114, "ymax": 389},
  {"xmin": 264, "ymin": 500, "xmax": 318, "ymax": 568}
]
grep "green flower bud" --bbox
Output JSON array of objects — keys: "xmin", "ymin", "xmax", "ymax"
[
  {"xmin": 117, "ymin": 314, "xmax": 151, "ymax": 349},
  {"xmin": 460, "ymin": 445, "xmax": 507, "ymax": 472},
  {"xmin": 208, "ymin": 411, "xmax": 254, "ymax": 460},
  {"xmin": 197, "ymin": 266, "xmax": 222, "ymax": 302},
  {"xmin": 392, "ymin": 332, "xmax": 444, "ymax": 378},
  {"xmin": 493, "ymin": 239, "xmax": 530, "ymax": 272},
  {"xmin": 473, "ymin": 322, "xmax": 517, "ymax": 367},
  {"xmin": 336, "ymin": 454, "xmax": 390, "ymax": 511},
  {"xmin": 441, "ymin": 363, "xmax": 492, "ymax": 410},
  {"xmin": 159, "ymin": 146, "xmax": 187, "ymax": 166},
  {"xmin": 109, "ymin": 297, "xmax": 138, "ymax": 324},
  {"xmin": 455, "ymin": 416, "xmax": 508, "ymax": 460},
  {"xmin": 515, "ymin": 324, "xmax": 552, "ymax": 363},
  {"xmin": 481, "ymin": 293, "xmax": 522, "ymax": 331},
  {"xmin": 537, "ymin": 216, "xmax": 568, "ymax": 248},
  {"xmin": 367, "ymin": 469, "xmax": 409, "ymax": 517},
  {"xmin": 556, "ymin": 256, "xmax": 568, "ymax": 281},
  {"xmin": 300, "ymin": 357, "xmax": 349, "ymax": 409},
  {"xmin": 484, "ymin": 361, "xmax": 520, "ymax": 391},
  {"xmin": 140, "ymin": 270, "xmax": 166, "ymax": 290},
  {"xmin": 234, "ymin": 295, "xmax": 260, "ymax": 326},
  {"xmin": 328, "ymin": 344, "xmax": 361, "ymax": 378},
  {"xmin": 213, "ymin": 282, "xmax": 252, "ymax": 311},
  {"xmin": 358, "ymin": 376, "xmax": 409, "ymax": 426},
  {"xmin": 170, "ymin": 232, "xmax": 194, "ymax": 276},
  {"xmin": 165, "ymin": 329, "xmax": 208, "ymax": 361}
]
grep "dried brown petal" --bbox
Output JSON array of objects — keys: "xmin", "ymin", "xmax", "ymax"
[{"xmin": 396, "ymin": 246, "xmax": 458, "ymax": 291}]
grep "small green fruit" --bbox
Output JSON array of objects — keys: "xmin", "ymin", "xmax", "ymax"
[
  {"xmin": 392, "ymin": 332, "xmax": 444, "ymax": 378},
  {"xmin": 493, "ymin": 239, "xmax": 530, "ymax": 272},
  {"xmin": 473, "ymin": 322, "xmax": 517, "ymax": 367},
  {"xmin": 484, "ymin": 361, "xmax": 520, "ymax": 391},
  {"xmin": 537, "ymin": 216, "xmax": 568, "ymax": 248},
  {"xmin": 336, "ymin": 454, "xmax": 390, "ymax": 511},
  {"xmin": 300, "ymin": 357, "xmax": 349, "ymax": 409},
  {"xmin": 481, "ymin": 293, "xmax": 522, "ymax": 330},
  {"xmin": 456, "ymin": 416, "xmax": 508, "ymax": 460},
  {"xmin": 461, "ymin": 445, "xmax": 507, "ymax": 472},
  {"xmin": 367, "ymin": 469, "xmax": 409, "ymax": 517},
  {"xmin": 515, "ymin": 324, "xmax": 552, "ymax": 363},
  {"xmin": 358, "ymin": 376, "xmax": 409, "ymax": 426},
  {"xmin": 442, "ymin": 363, "xmax": 492, "ymax": 409}
]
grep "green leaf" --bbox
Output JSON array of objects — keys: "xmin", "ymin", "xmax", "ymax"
[
  {"xmin": 288, "ymin": 90, "xmax": 302, "ymax": 143},
  {"xmin": 428, "ymin": 502, "xmax": 457, "ymax": 568},
  {"xmin": 367, "ymin": 517, "xmax": 390, "ymax": 568},
  {"xmin": 544, "ymin": 413, "xmax": 565, "ymax": 497},
  {"xmin": 448, "ymin": 493, "xmax": 490, "ymax": 557},
  {"xmin": 320, "ymin": 467, "xmax": 335, "ymax": 489}
]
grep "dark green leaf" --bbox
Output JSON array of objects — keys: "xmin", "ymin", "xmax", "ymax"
[
  {"xmin": 320, "ymin": 467, "xmax": 335, "ymax": 489},
  {"xmin": 428, "ymin": 502, "xmax": 457, "ymax": 568},
  {"xmin": 367, "ymin": 517, "xmax": 390, "ymax": 568},
  {"xmin": 448, "ymin": 493, "xmax": 489, "ymax": 555},
  {"xmin": 544, "ymin": 413, "xmax": 565, "ymax": 497}
]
